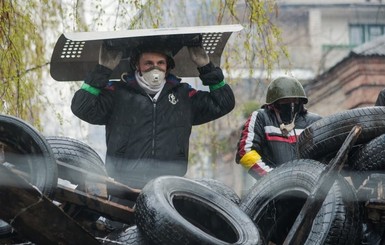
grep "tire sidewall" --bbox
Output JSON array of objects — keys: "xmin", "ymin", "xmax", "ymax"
[
  {"xmin": 240, "ymin": 159, "xmax": 362, "ymax": 245},
  {"xmin": 298, "ymin": 107, "xmax": 385, "ymax": 160},
  {"xmin": 135, "ymin": 176, "xmax": 260, "ymax": 245},
  {"xmin": 0, "ymin": 115, "xmax": 58, "ymax": 237}
]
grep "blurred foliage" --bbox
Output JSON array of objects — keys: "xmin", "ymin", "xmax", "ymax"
[
  {"xmin": 129, "ymin": 0, "xmax": 288, "ymax": 74},
  {"xmin": 0, "ymin": 1, "xmax": 61, "ymax": 129},
  {"xmin": 242, "ymin": 100, "xmax": 262, "ymax": 119}
]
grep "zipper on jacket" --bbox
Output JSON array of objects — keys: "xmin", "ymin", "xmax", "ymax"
[{"xmin": 151, "ymin": 98, "xmax": 157, "ymax": 156}]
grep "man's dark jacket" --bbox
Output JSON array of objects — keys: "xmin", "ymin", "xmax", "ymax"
[
  {"xmin": 71, "ymin": 66, "xmax": 235, "ymax": 188},
  {"xmin": 236, "ymin": 107, "xmax": 322, "ymax": 169}
]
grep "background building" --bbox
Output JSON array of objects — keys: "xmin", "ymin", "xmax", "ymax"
[
  {"xmin": 271, "ymin": 1, "xmax": 385, "ymax": 116},
  {"xmin": 306, "ymin": 33, "xmax": 385, "ymax": 115}
]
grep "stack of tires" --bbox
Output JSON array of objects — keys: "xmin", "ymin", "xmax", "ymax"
[
  {"xmin": 101, "ymin": 107, "xmax": 385, "ymax": 245},
  {"xmin": 1, "ymin": 107, "xmax": 385, "ymax": 244},
  {"xmin": 237, "ymin": 106, "xmax": 385, "ymax": 245},
  {"xmin": 45, "ymin": 137, "xmax": 260, "ymax": 244},
  {"xmin": 0, "ymin": 114, "xmax": 261, "ymax": 245}
]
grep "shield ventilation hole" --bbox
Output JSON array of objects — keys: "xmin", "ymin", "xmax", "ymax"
[
  {"xmin": 60, "ymin": 39, "xmax": 85, "ymax": 59},
  {"xmin": 202, "ymin": 33, "xmax": 222, "ymax": 54}
]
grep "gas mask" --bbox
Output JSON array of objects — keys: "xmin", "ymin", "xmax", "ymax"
[{"xmin": 141, "ymin": 67, "xmax": 166, "ymax": 87}]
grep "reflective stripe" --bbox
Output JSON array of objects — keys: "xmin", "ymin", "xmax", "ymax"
[
  {"xmin": 264, "ymin": 125, "xmax": 304, "ymax": 136},
  {"xmin": 81, "ymin": 83, "xmax": 101, "ymax": 95},
  {"xmin": 238, "ymin": 110, "xmax": 258, "ymax": 157},
  {"xmin": 264, "ymin": 125, "xmax": 304, "ymax": 143}
]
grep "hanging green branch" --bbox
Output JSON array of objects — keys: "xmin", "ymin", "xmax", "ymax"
[
  {"xmin": 0, "ymin": 1, "xmax": 61, "ymax": 128},
  {"xmin": 223, "ymin": 0, "xmax": 289, "ymax": 75}
]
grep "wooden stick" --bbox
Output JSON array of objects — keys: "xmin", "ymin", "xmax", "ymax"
[{"xmin": 283, "ymin": 125, "xmax": 362, "ymax": 245}]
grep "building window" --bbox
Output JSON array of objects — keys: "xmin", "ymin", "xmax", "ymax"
[
  {"xmin": 368, "ymin": 25, "xmax": 384, "ymax": 41},
  {"xmin": 349, "ymin": 24, "xmax": 385, "ymax": 45}
]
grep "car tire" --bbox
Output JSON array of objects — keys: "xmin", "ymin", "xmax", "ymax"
[
  {"xmin": 349, "ymin": 133, "xmax": 385, "ymax": 188},
  {"xmin": 45, "ymin": 136, "xmax": 108, "ymax": 228},
  {"xmin": 239, "ymin": 159, "xmax": 362, "ymax": 245},
  {"xmin": 45, "ymin": 136, "xmax": 107, "ymax": 188},
  {"xmin": 298, "ymin": 106, "xmax": 385, "ymax": 161},
  {"xmin": 0, "ymin": 115, "xmax": 58, "ymax": 237},
  {"xmin": 101, "ymin": 225, "xmax": 151, "ymax": 245},
  {"xmin": 193, "ymin": 178, "xmax": 240, "ymax": 204},
  {"xmin": 135, "ymin": 176, "xmax": 261, "ymax": 245}
]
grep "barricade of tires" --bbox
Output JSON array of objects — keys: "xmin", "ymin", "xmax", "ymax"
[
  {"xmin": 0, "ymin": 114, "xmax": 261, "ymax": 244},
  {"xmin": 2, "ymin": 106, "xmax": 385, "ymax": 244},
  {"xmin": 46, "ymin": 136, "xmax": 257, "ymax": 244},
  {"xmin": 100, "ymin": 106, "xmax": 385, "ymax": 244}
]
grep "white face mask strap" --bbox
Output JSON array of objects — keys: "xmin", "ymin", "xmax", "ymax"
[
  {"xmin": 279, "ymin": 115, "xmax": 296, "ymax": 136},
  {"xmin": 290, "ymin": 102, "xmax": 295, "ymax": 114},
  {"xmin": 274, "ymin": 106, "xmax": 298, "ymax": 136}
]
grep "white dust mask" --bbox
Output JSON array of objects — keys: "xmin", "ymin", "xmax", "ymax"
[
  {"xmin": 142, "ymin": 67, "xmax": 166, "ymax": 87},
  {"xmin": 135, "ymin": 67, "xmax": 166, "ymax": 95}
]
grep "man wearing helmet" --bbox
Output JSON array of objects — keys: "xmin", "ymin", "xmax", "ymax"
[
  {"xmin": 71, "ymin": 40, "xmax": 235, "ymax": 189},
  {"xmin": 235, "ymin": 76, "xmax": 322, "ymax": 179}
]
